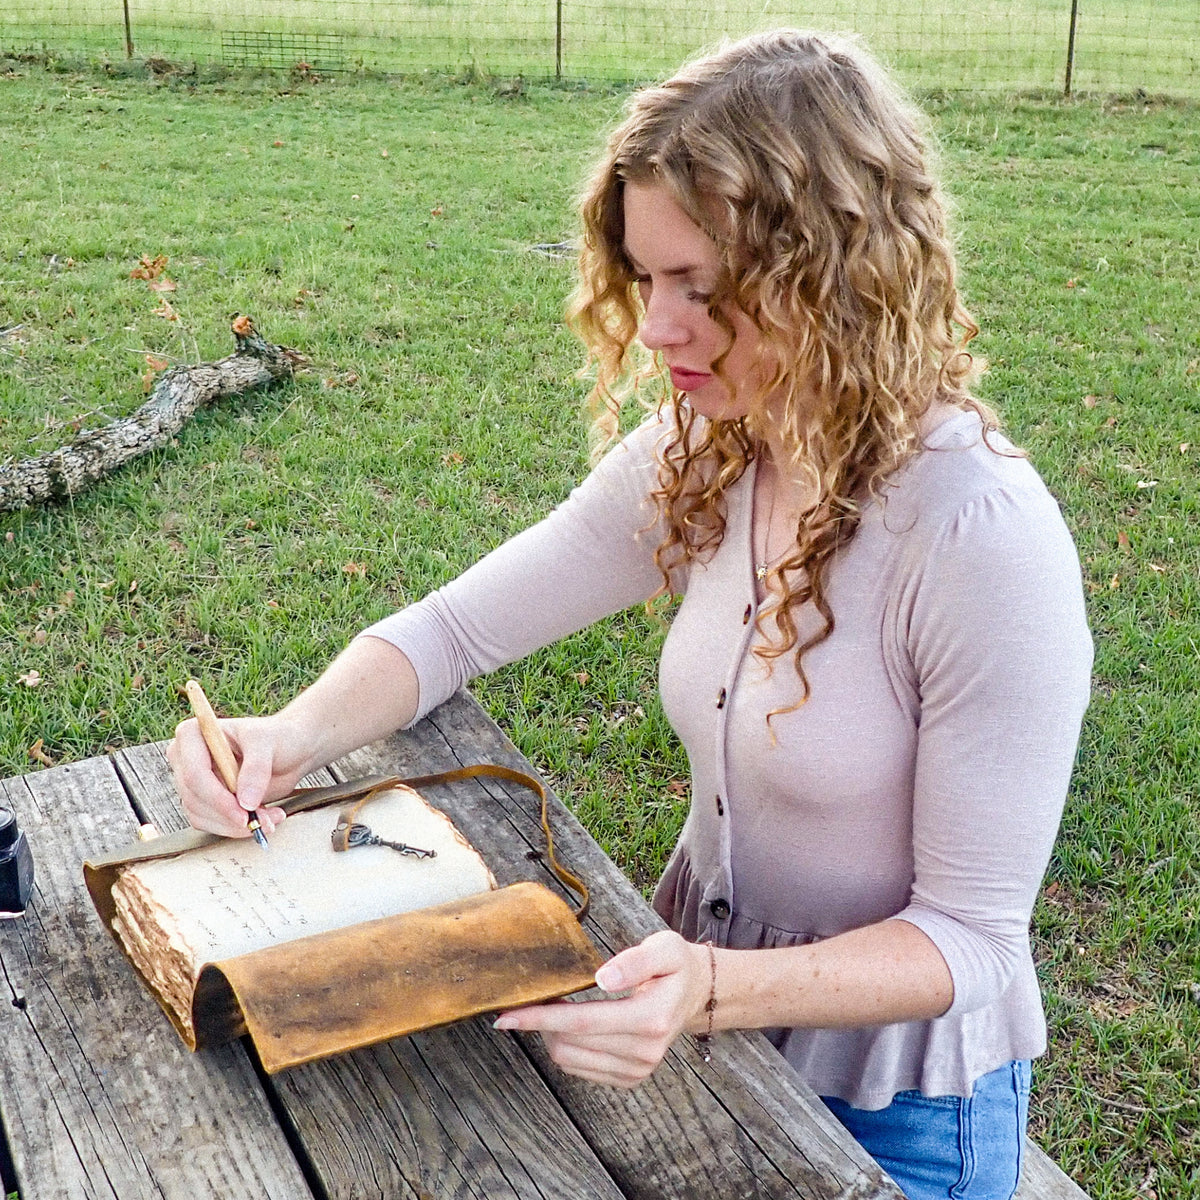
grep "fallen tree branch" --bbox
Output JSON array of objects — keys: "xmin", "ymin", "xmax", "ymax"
[{"xmin": 0, "ymin": 315, "xmax": 305, "ymax": 513}]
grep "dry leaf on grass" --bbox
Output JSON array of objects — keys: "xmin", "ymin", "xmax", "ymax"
[
  {"xmin": 142, "ymin": 353, "xmax": 170, "ymax": 392},
  {"xmin": 28, "ymin": 739, "xmax": 54, "ymax": 767},
  {"xmin": 130, "ymin": 254, "xmax": 168, "ymax": 281}
]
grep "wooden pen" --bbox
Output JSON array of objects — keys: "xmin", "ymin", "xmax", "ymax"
[{"xmin": 184, "ymin": 679, "xmax": 269, "ymax": 849}]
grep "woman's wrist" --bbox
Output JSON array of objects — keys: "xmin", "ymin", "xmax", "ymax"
[
  {"xmin": 277, "ymin": 637, "xmax": 420, "ymax": 773},
  {"xmin": 692, "ymin": 940, "xmax": 719, "ymax": 1060},
  {"xmin": 261, "ymin": 709, "xmax": 328, "ymax": 781}
]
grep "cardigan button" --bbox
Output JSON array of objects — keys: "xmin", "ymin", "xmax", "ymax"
[
  {"xmin": 742, "ymin": 604, "xmax": 752, "ymax": 625},
  {"xmin": 715, "ymin": 794, "xmax": 724, "ymax": 816},
  {"xmin": 716, "ymin": 688, "xmax": 727, "ymax": 709},
  {"xmin": 709, "ymin": 898, "xmax": 731, "ymax": 920}
]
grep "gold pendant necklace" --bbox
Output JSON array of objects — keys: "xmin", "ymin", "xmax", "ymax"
[{"xmin": 755, "ymin": 460, "xmax": 779, "ymax": 582}]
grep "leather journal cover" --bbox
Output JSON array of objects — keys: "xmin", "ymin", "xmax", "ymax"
[{"xmin": 84, "ymin": 773, "xmax": 602, "ymax": 1073}]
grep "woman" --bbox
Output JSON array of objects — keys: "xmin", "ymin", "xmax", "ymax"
[{"xmin": 170, "ymin": 30, "xmax": 1092, "ymax": 1199}]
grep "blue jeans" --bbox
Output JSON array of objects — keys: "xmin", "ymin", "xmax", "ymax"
[{"xmin": 821, "ymin": 1061, "xmax": 1031, "ymax": 1200}]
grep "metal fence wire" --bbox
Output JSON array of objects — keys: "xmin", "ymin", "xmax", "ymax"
[{"xmin": 2, "ymin": 1, "xmax": 1198, "ymax": 96}]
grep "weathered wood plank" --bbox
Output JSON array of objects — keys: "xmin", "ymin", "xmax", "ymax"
[
  {"xmin": 329, "ymin": 689, "xmax": 904, "ymax": 1200},
  {"xmin": 1016, "ymin": 1142, "xmax": 1092, "ymax": 1200},
  {"xmin": 269, "ymin": 1017, "xmax": 626, "ymax": 1200},
  {"xmin": 0, "ymin": 755, "xmax": 313, "ymax": 1200},
  {"xmin": 116, "ymin": 739, "xmax": 626, "ymax": 1200}
]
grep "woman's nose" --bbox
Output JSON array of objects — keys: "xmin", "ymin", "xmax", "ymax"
[{"xmin": 638, "ymin": 288, "xmax": 688, "ymax": 351}]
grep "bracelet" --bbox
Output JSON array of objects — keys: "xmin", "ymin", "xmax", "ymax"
[{"xmin": 695, "ymin": 939, "xmax": 717, "ymax": 1063}]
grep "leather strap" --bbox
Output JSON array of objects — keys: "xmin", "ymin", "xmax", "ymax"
[{"xmin": 287, "ymin": 764, "xmax": 590, "ymax": 921}]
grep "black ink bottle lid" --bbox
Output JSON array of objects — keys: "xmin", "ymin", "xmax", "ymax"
[{"xmin": 0, "ymin": 808, "xmax": 35, "ymax": 917}]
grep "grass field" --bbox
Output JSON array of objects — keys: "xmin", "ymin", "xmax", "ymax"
[
  {"xmin": 1, "ymin": 62, "xmax": 1198, "ymax": 1197},
  {"xmin": 1, "ymin": 0, "xmax": 1199, "ymax": 93}
]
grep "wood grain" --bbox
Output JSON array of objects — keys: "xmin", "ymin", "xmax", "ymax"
[
  {"xmin": 0, "ymin": 754, "xmax": 312, "ymax": 1200},
  {"xmin": 1016, "ymin": 1143, "xmax": 1092, "ymax": 1200}
]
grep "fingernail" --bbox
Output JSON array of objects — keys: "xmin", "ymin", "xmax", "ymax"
[
  {"xmin": 493, "ymin": 1017, "xmax": 516, "ymax": 1031},
  {"xmin": 595, "ymin": 966, "xmax": 622, "ymax": 992}
]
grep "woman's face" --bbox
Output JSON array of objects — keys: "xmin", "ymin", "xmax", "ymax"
[{"xmin": 622, "ymin": 181, "xmax": 767, "ymax": 422}]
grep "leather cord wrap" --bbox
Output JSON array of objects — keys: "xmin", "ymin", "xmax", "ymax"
[{"xmin": 290, "ymin": 764, "xmax": 591, "ymax": 922}]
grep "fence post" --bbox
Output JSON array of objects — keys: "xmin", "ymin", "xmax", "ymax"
[
  {"xmin": 555, "ymin": 0, "xmax": 562, "ymax": 79},
  {"xmin": 1063, "ymin": 0, "xmax": 1079, "ymax": 95},
  {"xmin": 122, "ymin": 0, "xmax": 135, "ymax": 58}
]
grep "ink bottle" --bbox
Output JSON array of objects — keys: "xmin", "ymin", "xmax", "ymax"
[{"xmin": 0, "ymin": 808, "xmax": 35, "ymax": 917}]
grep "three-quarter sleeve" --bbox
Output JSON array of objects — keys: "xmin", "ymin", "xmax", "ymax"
[
  {"xmin": 894, "ymin": 484, "xmax": 1093, "ymax": 1015},
  {"xmin": 357, "ymin": 414, "xmax": 680, "ymax": 724}
]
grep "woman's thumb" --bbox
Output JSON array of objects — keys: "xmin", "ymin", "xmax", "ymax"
[
  {"xmin": 594, "ymin": 931, "xmax": 681, "ymax": 993},
  {"xmin": 230, "ymin": 734, "xmax": 273, "ymax": 812}
]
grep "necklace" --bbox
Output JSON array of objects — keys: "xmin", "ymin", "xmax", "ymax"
[{"xmin": 754, "ymin": 460, "xmax": 780, "ymax": 582}]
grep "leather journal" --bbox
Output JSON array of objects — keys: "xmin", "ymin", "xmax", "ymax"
[{"xmin": 84, "ymin": 768, "xmax": 602, "ymax": 1073}]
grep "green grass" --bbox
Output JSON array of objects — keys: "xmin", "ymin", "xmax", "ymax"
[
  {"xmin": 1, "ymin": 0, "xmax": 1199, "ymax": 94},
  {"xmin": 1, "ymin": 65, "xmax": 1198, "ymax": 1197}
]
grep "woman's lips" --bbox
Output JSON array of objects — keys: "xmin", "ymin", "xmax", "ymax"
[{"xmin": 669, "ymin": 367, "xmax": 713, "ymax": 391}]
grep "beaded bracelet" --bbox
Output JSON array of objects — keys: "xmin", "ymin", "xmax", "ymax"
[{"xmin": 695, "ymin": 939, "xmax": 717, "ymax": 1063}]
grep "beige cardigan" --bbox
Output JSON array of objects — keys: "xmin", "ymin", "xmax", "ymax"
[{"xmin": 361, "ymin": 408, "xmax": 1093, "ymax": 1109}]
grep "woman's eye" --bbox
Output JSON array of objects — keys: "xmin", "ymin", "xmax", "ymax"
[{"xmin": 631, "ymin": 275, "xmax": 710, "ymax": 306}]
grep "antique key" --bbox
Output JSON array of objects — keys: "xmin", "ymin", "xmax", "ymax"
[{"xmin": 331, "ymin": 819, "xmax": 437, "ymax": 859}]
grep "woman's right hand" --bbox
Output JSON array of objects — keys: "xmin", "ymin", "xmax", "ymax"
[
  {"xmin": 167, "ymin": 713, "xmax": 311, "ymax": 839},
  {"xmin": 168, "ymin": 637, "xmax": 423, "ymax": 838}
]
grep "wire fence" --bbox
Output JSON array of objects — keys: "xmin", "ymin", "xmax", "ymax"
[{"xmin": 2, "ymin": 1, "xmax": 1198, "ymax": 96}]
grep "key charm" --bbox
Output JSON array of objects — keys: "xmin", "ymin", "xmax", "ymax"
[{"xmin": 332, "ymin": 820, "xmax": 437, "ymax": 859}]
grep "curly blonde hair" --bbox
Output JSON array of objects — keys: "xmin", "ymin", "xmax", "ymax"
[{"xmin": 570, "ymin": 29, "xmax": 996, "ymax": 703}]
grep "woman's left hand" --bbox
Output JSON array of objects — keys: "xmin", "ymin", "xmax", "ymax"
[{"xmin": 492, "ymin": 930, "xmax": 713, "ymax": 1088}]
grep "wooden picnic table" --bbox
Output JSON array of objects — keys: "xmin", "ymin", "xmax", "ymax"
[{"xmin": 0, "ymin": 689, "xmax": 1087, "ymax": 1199}]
